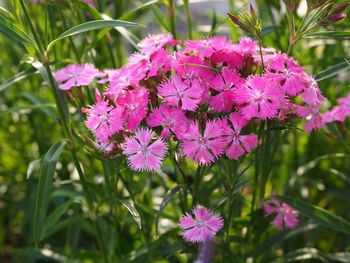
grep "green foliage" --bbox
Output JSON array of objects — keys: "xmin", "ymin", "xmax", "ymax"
[{"xmin": 0, "ymin": 0, "xmax": 349, "ymax": 262}]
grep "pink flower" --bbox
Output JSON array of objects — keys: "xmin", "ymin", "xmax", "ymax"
[
  {"xmin": 105, "ymin": 64, "xmax": 146, "ymax": 101},
  {"xmin": 119, "ymin": 88, "xmax": 149, "ymax": 131},
  {"xmin": 137, "ymin": 33, "xmax": 179, "ymax": 55},
  {"xmin": 329, "ymin": 93, "xmax": 350, "ymax": 122},
  {"xmin": 179, "ymin": 206, "xmax": 224, "ymax": 243},
  {"xmin": 123, "ymin": 128, "xmax": 168, "ymax": 171},
  {"xmin": 235, "ymin": 76, "xmax": 286, "ymax": 119},
  {"xmin": 222, "ymin": 113, "xmax": 258, "ymax": 160},
  {"xmin": 147, "ymin": 105, "xmax": 188, "ymax": 138},
  {"xmin": 158, "ymin": 75, "xmax": 203, "ymax": 111},
  {"xmin": 180, "ymin": 120, "xmax": 227, "ymax": 165},
  {"xmin": 184, "ymin": 37, "xmax": 231, "ymax": 57},
  {"xmin": 85, "ymin": 90, "xmax": 124, "ymax": 142},
  {"xmin": 300, "ymin": 77, "xmax": 325, "ymax": 107},
  {"xmin": 266, "ymin": 53, "xmax": 307, "ymax": 96},
  {"xmin": 97, "ymin": 69, "xmax": 119, "ymax": 84},
  {"xmin": 295, "ymin": 105, "xmax": 324, "ymax": 133},
  {"xmin": 263, "ymin": 199, "xmax": 299, "ymax": 230},
  {"xmin": 54, "ymin": 64, "xmax": 100, "ymax": 90},
  {"xmin": 208, "ymin": 67, "xmax": 244, "ymax": 112}
]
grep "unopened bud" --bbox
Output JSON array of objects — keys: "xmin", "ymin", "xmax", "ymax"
[{"xmin": 329, "ymin": 13, "xmax": 346, "ymax": 23}]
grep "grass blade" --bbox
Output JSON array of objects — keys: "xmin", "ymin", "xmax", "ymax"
[
  {"xmin": 306, "ymin": 31, "xmax": 350, "ymax": 40},
  {"xmin": 315, "ymin": 61, "xmax": 350, "ymax": 81},
  {"xmin": 33, "ymin": 140, "xmax": 67, "ymax": 247},
  {"xmin": 0, "ymin": 13, "xmax": 38, "ymax": 50},
  {"xmin": 0, "ymin": 67, "xmax": 37, "ymax": 92},
  {"xmin": 47, "ymin": 19, "xmax": 141, "ymax": 52}
]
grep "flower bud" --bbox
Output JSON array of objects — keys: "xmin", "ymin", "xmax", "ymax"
[{"xmin": 329, "ymin": 13, "xmax": 347, "ymax": 23}]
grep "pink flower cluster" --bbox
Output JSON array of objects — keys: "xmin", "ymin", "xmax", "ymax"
[
  {"xmin": 320, "ymin": 92, "xmax": 350, "ymax": 126},
  {"xmin": 54, "ymin": 34, "xmax": 325, "ymax": 172}
]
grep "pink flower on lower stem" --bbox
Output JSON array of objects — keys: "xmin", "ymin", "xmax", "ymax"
[
  {"xmin": 222, "ymin": 113, "xmax": 258, "ymax": 160},
  {"xmin": 85, "ymin": 90, "xmax": 124, "ymax": 142},
  {"xmin": 123, "ymin": 128, "xmax": 168, "ymax": 172},
  {"xmin": 235, "ymin": 76, "xmax": 286, "ymax": 120},
  {"xmin": 158, "ymin": 75, "xmax": 203, "ymax": 111},
  {"xmin": 54, "ymin": 64, "xmax": 100, "ymax": 90},
  {"xmin": 147, "ymin": 105, "xmax": 188, "ymax": 138},
  {"xmin": 179, "ymin": 206, "xmax": 224, "ymax": 243},
  {"xmin": 263, "ymin": 199, "xmax": 299, "ymax": 230},
  {"xmin": 180, "ymin": 120, "xmax": 227, "ymax": 165}
]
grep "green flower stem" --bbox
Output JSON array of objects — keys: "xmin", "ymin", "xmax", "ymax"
[
  {"xmin": 19, "ymin": 1, "xmax": 109, "ymax": 261},
  {"xmin": 167, "ymin": 0, "xmax": 177, "ymax": 39},
  {"xmin": 183, "ymin": 0, "xmax": 192, "ymax": 39}
]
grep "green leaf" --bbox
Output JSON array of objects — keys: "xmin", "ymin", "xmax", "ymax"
[
  {"xmin": 27, "ymin": 159, "xmax": 41, "ymax": 179},
  {"xmin": 274, "ymin": 195, "xmax": 350, "ymax": 234},
  {"xmin": 0, "ymin": 13, "xmax": 38, "ymax": 51},
  {"xmin": 0, "ymin": 103, "xmax": 56, "ymax": 117},
  {"xmin": 119, "ymin": 199, "xmax": 142, "ymax": 229},
  {"xmin": 120, "ymin": 0, "xmax": 159, "ymax": 21},
  {"xmin": 42, "ymin": 198, "xmax": 80, "ymax": 239},
  {"xmin": 0, "ymin": 67, "xmax": 37, "ymax": 92},
  {"xmin": 31, "ymin": 60, "xmax": 70, "ymax": 124},
  {"xmin": 306, "ymin": 31, "xmax": 350, "ymax": 40},
  {"xmin": 155, "ymin": 185, "xmax": 181, "ymax": 236},
  {"xmin": 47, "ymin": 19, "xmax": 141, "ymax": 52},
  {"xmin": 21, "ymin": 92, "xmax": 58, "ymax": 119},
  {"xmin": 315, "ymin": 61, "xmax": 350, "ymax": 81},
  {"xmin": 33, "ymin": 140, "xmax": 67, "ymax": 247},
  {"xmin": 41, "ymin": 215, "xmax": 84, "ymax": 241},
  {"xmin": 272, "ymin": 248, "xmax": 328, "ymax": 262}
]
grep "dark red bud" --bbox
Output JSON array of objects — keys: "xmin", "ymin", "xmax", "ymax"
[{"xmin": 329, "ymin": 13, "xmax": 346, "ymax": 23}]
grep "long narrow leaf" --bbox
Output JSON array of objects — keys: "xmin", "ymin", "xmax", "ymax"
[
  {"xmin": 33, "ymin": 140, "xmax": 67, "ymax": 247},
  {"xmin": 316, "ymin": 61, "xmax": 350, "ymax": 81},
  {"xmin": 47, "ymin": 20, "xmax": 141, "ymax": 52},
  {"xmin": 0, "ymin": 13, "xmax": 37, "ymax": 50},
  {"xmin": 306, "ymin": 31, "xmax": 350, "ymax": 40},
  {"xmin": 0, "ymin": 67, "xmax": 37, "ymax": 92}
]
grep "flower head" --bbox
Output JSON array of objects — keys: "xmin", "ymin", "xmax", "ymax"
[
  {"xmin": 179, "ymin": 206, "xmax": 224, "ymax": 243},
  {"xmin": 137, "ymin": 33, "xmax": 179, "ymax": 55},
  {"xmin": 208, "ymin": 67, "xmax": 244, "ymax": 112},
  {"xmin": 235, "ymin": 76, "xmax": 286, "ymax": 119},
  {"xmin": 180, "ymin": 120, "xmax": 227, "ymax": 165},
  {"xmin": 147, "ymin": 105, "xmax": 188, "ymax": 138},
  {"xmin": 266, "ymin": 53, "xmax": 307, "ymax": 96},
  {"xmin": 54, "ymin": 64, "xmax": 100, "ymax": 90},
  {"xmin": 85, "ymin": 90, "xmax": 124, "ymax": 142},
  {"xmin": 222, "ymin": 113, "xmax": 258, "ymax": 160},
  {"xmin": 123, "ymin": 128, "xmax": 168, "ymax": 171},
  {"xmin": 263, "ymin": 199, "xmax": 299, "ymax": 230},
  {"xmin": 158, "ymin": 75, "xmax": 203, "ymax": 111}
]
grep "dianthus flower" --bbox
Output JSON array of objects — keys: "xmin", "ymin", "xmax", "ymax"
[
  {"xmin": 180, "ymin": 120, "xmax": 227, "ymax": 165},
  {"xmin": 54, "ymin": 64, "xmax": 100, "ymax": 90},
  {"xmin": 179, "ymin": 206, "xmax": 224, "ymax": 243},
  {"xmin": 300, "ymin": 77, "xmax": 325, "ymax": 107},
  {"xmin": 329, "ymin": 93, "xmax": 350, "ymax": 122},
  {"xmin": 158, "ymin": 75, "xmax": 203, "ymax": 111},
  {"xmin": 295, "ymin": 105, "xmax": 324, "ymax": 133},
  {"xmin": 208, "ymin": 67, "xmax": 244, "ymax": 112},
  {"xmin": 123, "ymin": 128, "xmax": 168, "ymax": 171},
  {"xmin": 263, "ymin": 199, "xmax": 299, "ymax": 230},
  {"xmin": 235, "ymin": 76, "xmax": 286, "ymax": 119},
  {"xmin": 137, "ymin": 33, "xmax": 179, "ymax": 55},
  {"xmin": 147, "ymin": 105, "xmax": 188, "ymax": 138},
  {"xmin": 266, "ymin": 54, "xmax": 307, "ymax": 96},
  {"xmin": 221, "ymin": 113, "xmax": 258, "ymax": 160},
  {"xmin": 119, "ymin": 88, "xmax": 149, "ymax": 131},
  {"xmin": 85, "ymin": 90, "xmax": 124, "ymax": 142},
  {"xmin": 184, "ymin": 37, "xmax": 231, "ymax": 57}
]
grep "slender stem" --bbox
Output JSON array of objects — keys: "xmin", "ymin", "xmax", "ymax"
[
  {"xmin": 258, "ymin": 39, "xmax": 265, "ymax": 71},
  {"xmin": 183, "ymin": 0, "xmax": 192, "ymax": 39},
  {"xmin": 167, "ymin": 0, "xmax": 177, "ymax": 39},
  {"xmin": 44, "ymin": 0, "xmax": 48, "ymax": 47},
  {"xmin": 19, "ymin": 0, "xmax": 45, "ymax": 54}
]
